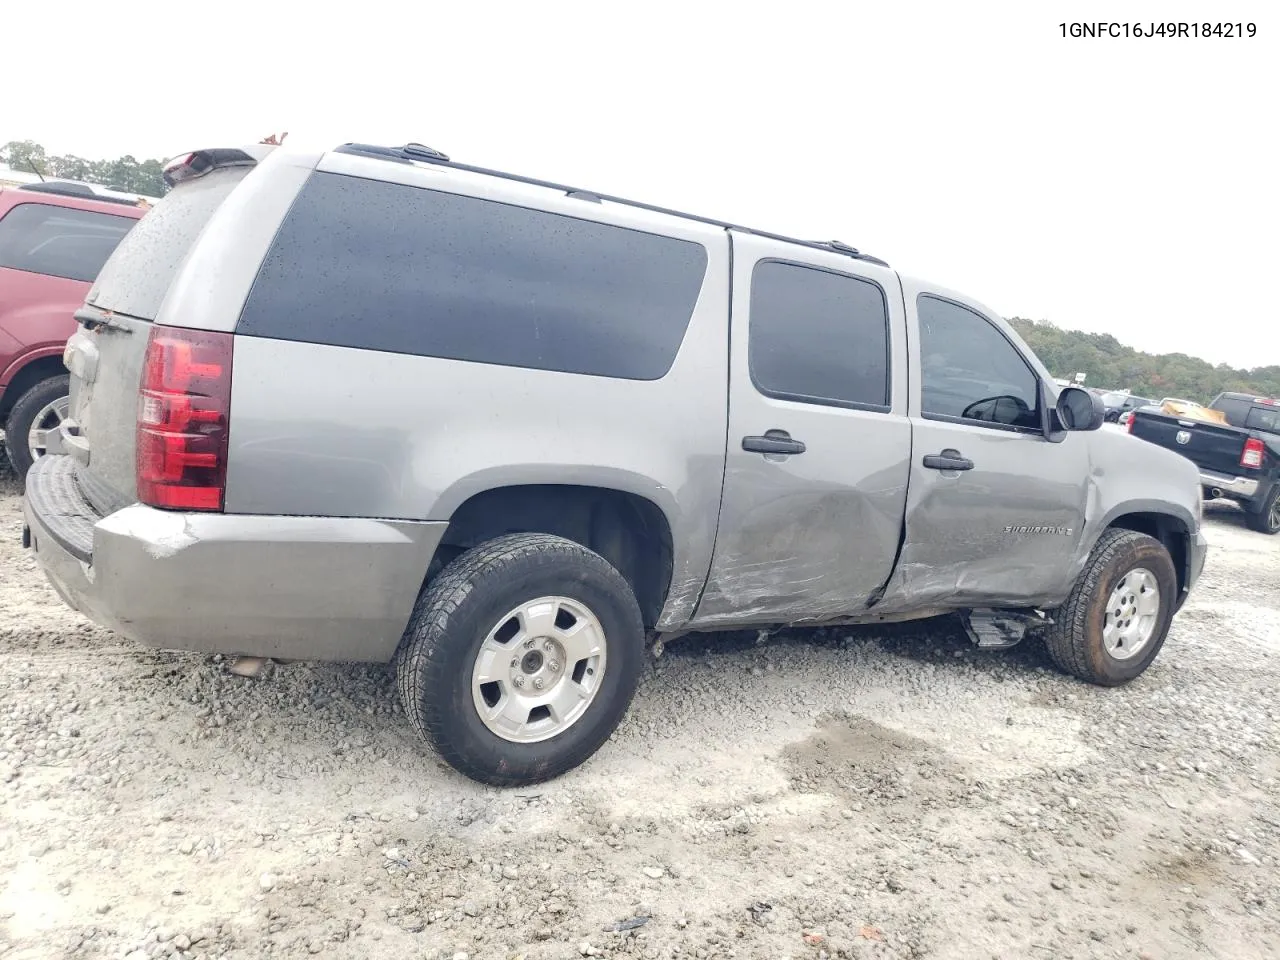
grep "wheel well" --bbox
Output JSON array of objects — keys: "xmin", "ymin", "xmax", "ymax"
[
  {"xmin": 0, "ymin": 356, "xmax": 66, "ymax": 422},
  {"xmin": 1107, "ymin": 512, "xmax": 1189, "ymax": 594},
  {"xmin": 431, "ymin": 485, "xmax": 675, "ymax": 629}
]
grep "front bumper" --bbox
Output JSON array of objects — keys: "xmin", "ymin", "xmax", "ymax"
[
  {"xmin": 1179, "ymin": 527, "xmax": 1209, "ymax": 612},
  {"xmin": 22, "ymin": 455, "xmax": 446, "ymax": 662}
]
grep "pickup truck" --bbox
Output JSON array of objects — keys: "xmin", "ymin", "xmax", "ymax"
[
  {"xmin": 1129, "ymin": 392, "xmax": 1280, "ymax": 533},
  {"xmin": 23, "ymin": 141, "xmax": 1209, "ymax": 785}
]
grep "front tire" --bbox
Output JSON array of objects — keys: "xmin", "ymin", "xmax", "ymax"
[
  {"xmin": 4, "ymin": 375, "xmax": 70, "ymax": 482},
  {"xmin": 1044, "ymin": 529, "xmax": 1177, "ymax": 686},
  {"xmin": 395, "ymin": 533, "xmax": 644, "ymax": 786}
]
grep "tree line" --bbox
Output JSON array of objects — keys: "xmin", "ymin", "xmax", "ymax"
[
  {"xmin": 1, "ymin": 139, "xmax": 167, "ymax": 197},
  {"xmin": 1011, "ymin": 318, "xmax": 1280, "ymax": 404}
]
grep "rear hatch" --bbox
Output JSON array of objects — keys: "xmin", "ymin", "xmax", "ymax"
[
  {"xmin": 62, "ymin": 155, "xmax": 259, "ymax": 516},
  {"xmin": 1130, "ymin": 407, "xmax": 1249, "ymax": 475}
]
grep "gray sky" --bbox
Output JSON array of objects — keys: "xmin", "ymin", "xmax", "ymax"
[{"xmin": 6, "ymin": 0, "xmax": 1276, "ymax": 368}]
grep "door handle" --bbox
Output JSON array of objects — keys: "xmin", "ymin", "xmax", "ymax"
[
  {"xmin": 922, "ymin": 449, "xmax": 974, "ymax": 471},
  {"xmin": 743, "ymin": 431, "xmax": 806, "ymax": 456}
]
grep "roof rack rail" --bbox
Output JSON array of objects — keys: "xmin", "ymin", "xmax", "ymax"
[
  {"xmin": 16, "ymin": 181, "xmax": 143, "ymax": 207},
  {"xmin": 331, "ymin": 142, "xmax": 889, "ymax": 267}
]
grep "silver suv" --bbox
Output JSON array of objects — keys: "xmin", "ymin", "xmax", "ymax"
[{"xmin": 23, "ymin": 141, "xmax": 1208, "ymax": 785}]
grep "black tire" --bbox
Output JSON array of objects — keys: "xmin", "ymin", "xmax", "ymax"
[
  {"xmin": 4, "ymin": 375, "xmax": 70, "ymax": 482},
  {"xmin": 1245, "ymin": 485, "xmax": 1280, "ymax": 535},
  {"xmin": 1044, "ymin": 529, "xmax": 1177, "ymax": 686},
  {"xmin": 395, "ymin": 533, "xmax": 645, "ymax": 786}
]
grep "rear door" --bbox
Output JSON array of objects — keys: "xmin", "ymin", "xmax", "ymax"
[
  {"xmin": 874, "ymin": 284, "xmax": 1089, "ymax": 612},
  {"xmin": 691, "ymin": 232, "xmax": 912, "ymax": 627},
  {"xmin": 62, "ymin": 165, "xmax": 255, "ymax": 515}
]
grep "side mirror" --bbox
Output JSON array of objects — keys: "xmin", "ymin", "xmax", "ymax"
[{"xmin": 1056, "ymin": 386, "xmax": 1105, "ymax": 432}]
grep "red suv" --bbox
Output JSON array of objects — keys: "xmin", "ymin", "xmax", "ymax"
[{"xmin": 0, "ymin": 183, "xmax": 147, "ymax": 479}]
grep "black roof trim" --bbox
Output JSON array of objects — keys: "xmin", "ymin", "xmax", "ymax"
[
  {"xmin": 16, "ymin": 181, "xmax": 141, "ymax": 207},
  {"xmin": 332, "ymin": 142, "xmax": 889, "ymax": 267}
]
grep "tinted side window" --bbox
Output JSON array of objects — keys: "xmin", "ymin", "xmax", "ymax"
[
  {"xmin": 918, "ymin": 295, "xmax": 1040, "ymax": 430},
  {"xmin": 749, "ymin": 260, "xmax": 890, "ymax": 409},
  {"xmin": 1245, "ymin": 406, "xmax": 1280, "ymax": 435},
  {"xmin": 0, "ymin": 202, "xmax": 134, "ymax": 282},
  {"xmin": 237, "ymin": 173, "xmax": 709, "ymax": 380}
]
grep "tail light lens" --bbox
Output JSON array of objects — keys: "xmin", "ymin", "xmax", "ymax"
[
  {"xmin": 1241, "ymin": 437, "xmax": 1265, "ymax": 469},
  {"xmin": 137, "ymin": 326, "xmax": 233, "ymax": 511},
  {"xmin": 1125, "ymin": 413, "xmax": 1135, "ymax": 433}
]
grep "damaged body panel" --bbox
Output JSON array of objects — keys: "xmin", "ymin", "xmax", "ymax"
[
  {"xmin": 691, "ymin": 231, "xmax": 910, "ymax": 627},
  {"xmin": 24, "ymin": 141, "xmax": 1207, "ymax": 672}
]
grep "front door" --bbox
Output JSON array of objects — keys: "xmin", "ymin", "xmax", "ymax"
[
  {"xmin": 874, "ymin": 285, "xmax": 1090, "ymax": 612},
  {"xmin": 690, "ymin": 232, "xmax": 913, "ymax": 627}
]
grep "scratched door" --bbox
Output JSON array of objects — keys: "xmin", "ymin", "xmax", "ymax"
[{"xmin": 690, "ymin": 231, "xmax": 912, "ymax": 628}]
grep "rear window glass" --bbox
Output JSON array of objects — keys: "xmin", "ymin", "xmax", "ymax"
[
  {"xmin": 236, "ymin": 172, "xmax": 709, "ymax": 380},
  {"xmin": 0, "ymin": 202, "xmax": 134, "ymax": 282},
  {"xmin": 1245, "ymin": 406, "xmax": 1280, "ymax": 434},
  {"xmin": 87, "ymin": 167, "xmax": 250, "ymax": 319}
]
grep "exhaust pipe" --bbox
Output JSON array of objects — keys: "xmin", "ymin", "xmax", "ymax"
[{"xmin": 1209, "ymin": 487, "xmax": 1224, "ymax": 500}]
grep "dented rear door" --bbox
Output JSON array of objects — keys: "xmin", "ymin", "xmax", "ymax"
[{"xmin": 690, "ymin": 232, "xmax": 911, "ymax": 627}]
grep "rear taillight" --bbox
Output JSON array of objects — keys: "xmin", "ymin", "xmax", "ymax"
[
  {"xmin": 136, "ymin": 326, "xmax": 233, "ymax": 511},
  {"xmin": 1241, "ymin": 437, "xmax": 1265, "ymax": 469},
  {"xmin": 1125, "ymin": 413, "xmax": 1136, "ymax": 433}
]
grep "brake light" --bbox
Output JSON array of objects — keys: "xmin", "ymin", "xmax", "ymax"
[
  {"xmin": 1125, "ymin": 412, "xmax": 1136, "ymax": 433},
  {"xmin": 136, "ymin": 327, "xmax": 233, "ymax": 511},
  {"xmin": 162, "ymin": 152, "xmax": 212, "ymax": 186},
  {"xmin": 1241, "ymin": 437, "xmax": 1265, "ymax": 469}
]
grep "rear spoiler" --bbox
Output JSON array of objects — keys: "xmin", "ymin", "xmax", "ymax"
[{"xmin": 162, "ymin": 144, "xmax": 277, "ymax": 188}]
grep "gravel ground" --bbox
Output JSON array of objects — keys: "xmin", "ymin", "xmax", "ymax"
[{"xmin": 0, "ymin": 457, "xmax": 1277, "ymax": 960}]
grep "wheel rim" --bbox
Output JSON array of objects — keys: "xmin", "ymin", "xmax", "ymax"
[
  {"xmin": 27, "ymin": 395, "xmax": 70, "ymax": 461},
  {"xmin": 1269, "ymin": 496, "xmax": 1280, "ymax": 532},
  {"xmin": 471, "ymin": 595, "xmax": 608, "ymax": 743},
  {"xmin": 1102, "ymin": 567, "xmax": 1161, "ymax": 661}
]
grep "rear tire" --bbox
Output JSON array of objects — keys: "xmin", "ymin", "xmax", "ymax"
[
  {"xmin": 1044, "ymin": 529, "xmax": 1177, "ymax": 686},
  {"xmin": 4, "ymin": 375, "xmax": 70, "ymax": 482},
  {"xmin": 1245, "ymin": 486, "xmax": 1280, "ymax": 535},
  {"xmin": 395, "ymin": 533, "xmax": 645, "ymax": 786}
]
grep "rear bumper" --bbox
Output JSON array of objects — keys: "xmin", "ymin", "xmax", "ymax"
[
  {"xmin": 22, "ymin": 455, "xmax": 446, "ymax": 662},
  {"xmin": 1199, "ymin": 469, "xmax": 1259, "ymax": 499}
]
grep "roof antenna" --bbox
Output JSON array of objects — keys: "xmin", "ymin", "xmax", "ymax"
[{"xmin": 19, "ymin": 153, "xmax": 46, "ymax": 181}]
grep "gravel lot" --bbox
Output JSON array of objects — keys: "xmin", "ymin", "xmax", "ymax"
[{"xmin": 1, "ymin": 457, "xmax": 1277, "ymax": 960}]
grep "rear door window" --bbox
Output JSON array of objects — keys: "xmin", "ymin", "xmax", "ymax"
[
  {"xmin": 236, "ymin": 172, "xmax": 709, "ymax": 381},
  {"xmin": 748, "ymin": 259, "xmax": 890, "ymax": 409},
  {"xmin": 1245, "ymin": 406, "xmax": 1280, "ymax": 435},
  {"xmin": 87, "ymin": 167, "xmax": 251, "ymax": 319},
  {"xmin": 0, "ymin": 202, "xmax": 134, "ymax": 282}
]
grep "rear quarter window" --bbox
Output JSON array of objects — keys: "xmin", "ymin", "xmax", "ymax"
[
  {"xmin": 0, "ymin": 202, "xmax": 134, "ymax": 282},
  {"xmin": 235, "ymin": 172, "xmax": 709, "ymax": 380}
]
